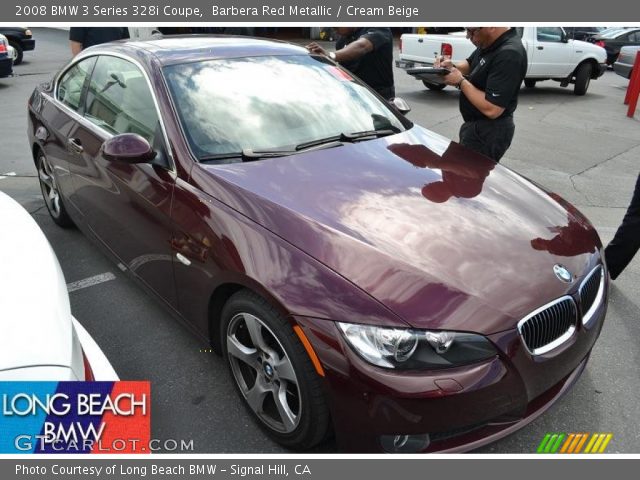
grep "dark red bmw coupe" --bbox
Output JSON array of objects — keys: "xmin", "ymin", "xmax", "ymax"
[{"xmin": 28, "ymin": 36, "xmax": 608, "ymax": 453}]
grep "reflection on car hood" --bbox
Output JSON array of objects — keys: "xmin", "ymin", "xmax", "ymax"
[
  {"xmin": 201, "ymin": 127, "xmax": 601, "ymax": 334},
  {"xmin": 0, "ymin": 192, "xmax": 74, "ymax": 372}
]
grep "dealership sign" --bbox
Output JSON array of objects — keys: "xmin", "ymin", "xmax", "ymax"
[{"xmin": 0, "ymin": 382, "xmax": 150, "ymax": 453}]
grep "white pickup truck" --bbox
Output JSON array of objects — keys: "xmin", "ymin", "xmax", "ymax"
[{"xmin": 396, "ymin": 27, "xmax": 607, "ymax": 95}]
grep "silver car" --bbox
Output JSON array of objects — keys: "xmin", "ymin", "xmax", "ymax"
[{"xmin": 614, "ymin": 45, "xmax": 640, "ymax": 79}]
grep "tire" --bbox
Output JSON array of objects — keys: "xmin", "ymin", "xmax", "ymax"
[
  {"xmin": 422, "ymin": 80, "xmax": 446, "ymax": 91},
  {"xmin": 9, "ymin": 41, "xmax": 23, "ymax": 65},
  {"xmin": 524, "ymin": 79, "xmax": 537, "ymax": 88},
  {"xmin": 221, "ymin": 289, "xmax": 331, "ymax": 450},
  {"xmin": 36, "ymin": 151, "xmax": 74, "ymax": 228},
  {"xmin": 574, "ymin": 63, "xmax": 592, "ymax": 96}
]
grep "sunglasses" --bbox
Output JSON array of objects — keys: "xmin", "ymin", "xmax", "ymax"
[{"xmin": 465, "ymin": 28, "xmax": 482, "ymax": 36}]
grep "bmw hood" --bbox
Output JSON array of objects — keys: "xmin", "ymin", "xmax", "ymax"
[
  {"xmin": 201, "ymin": 127, "xmax": 602, "ymax": 334},
  {"xmin": 0, "ymin": 192, "xmax": 76, "ymax": 373}
]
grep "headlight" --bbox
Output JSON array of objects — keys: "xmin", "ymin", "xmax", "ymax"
[
  {"xmin": 25, "ymin": 30, "xmax": 32, "ymax": 37},
  {"xmin": 337, "ymin": 322, "xmax": 497, "ymax": 369}
]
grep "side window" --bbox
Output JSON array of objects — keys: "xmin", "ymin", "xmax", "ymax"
[
  {"xmin": 629, "ymin": 32, "xmax": 640, "ymax": 42},
  {"xmin": 537, "ymin": 27, "xmax": 563, "ymax": 43},
  {"xmin": 56, "ymin": 57, "xmax": 96, "ymax": 112},
  {"xmin": 84, "ymin": 56, "xmax": 159, "ymax": 143}
]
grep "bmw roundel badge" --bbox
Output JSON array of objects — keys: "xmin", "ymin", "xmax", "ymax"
[{"xmin": 553, "ymin": 264, "xmax": 573, "ymax": 283}]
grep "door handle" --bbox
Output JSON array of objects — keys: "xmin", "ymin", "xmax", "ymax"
[
  {"xmin": 537, "ymin": 46, "xmax": 544, "ymax": 50},
  {"xmin": 67, "ymin": 138, "xmax": 83, "ymax": 154},
  {"xmin": 418, "ymin": 38, "xmax": 423, "ymax": 43}
]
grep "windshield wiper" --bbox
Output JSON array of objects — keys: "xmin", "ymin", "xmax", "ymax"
[
  {"xmin": 199, "ymin": 129, "xmax": 400, "ymax": 163},
  {"xmin": 295, "ymin": 128, "xmax": 399, "ymax": 151},
  {"xmin": 200, "ymin": 149, "xmax": 296, "ymax": 163}
]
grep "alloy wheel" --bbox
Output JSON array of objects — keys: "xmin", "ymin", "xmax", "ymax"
[
  {"xmin": 38, "ymin": 154, "xmax": 61, "ymax": 218},
  {"xmin": 226, "ymin": 312, "xmax": 301, "ymax": 433}
]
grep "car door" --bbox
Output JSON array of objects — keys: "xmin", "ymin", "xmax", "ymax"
[
  {"xmin": 42, "ymin": 56, "xmax": 96, "ymax": 211},
  {"xmin": 67, "ymin": 54, "xmax": 178, "ymax": 308},
  {"xmin": 528, "ymin": 27, "xmax": 575, "ymax": 77}
]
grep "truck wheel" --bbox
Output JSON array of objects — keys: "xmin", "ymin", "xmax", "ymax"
[
  {"xmin": 524, "ymin": 79, "xmax": 537, "ymax": 88},
  {"xmin": 9, "ymin": 41, "xmax": 23, "ymax": 65},
  {"xmin": 574, "ymin": 63, "xmax": 592, "ymax": 96},
  {"xmin": 422, "ymin": 80, "xmax": 446, "ymax": 91}
]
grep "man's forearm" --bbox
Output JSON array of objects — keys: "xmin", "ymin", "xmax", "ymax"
[
  {"xmin": 455, "ymin": 61, "xmax": 471, "ymax": 75},
  {"xmin": 335, "ymin": 38, "xmax": 373, "ymax": 63}
]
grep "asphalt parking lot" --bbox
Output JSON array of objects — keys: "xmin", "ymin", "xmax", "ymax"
[{"xmin": 1, "ymin": 28, "xmax": 639, "ymax": 453}]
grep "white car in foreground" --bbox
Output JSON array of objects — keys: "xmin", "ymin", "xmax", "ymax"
[{"xmin": 0, "ymin": 191, "xmax": 117, "ymax": 380}]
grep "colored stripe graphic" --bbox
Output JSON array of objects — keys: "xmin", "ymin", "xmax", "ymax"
[
  {"xmin": 598, "ymin": 434, "xmax": 613, "ymax": 453},
  {"xmin": 550, "ymin": 433, "xmax": 565, "ymax": 453},
  {"xmin": 560, "ymin": 433, "xmax": 575, "ymax": 453},
  {"xmin": 538, "ymin": 433, "xmax": 613, "ymax": 453},
  {"xmin": 537, "ymin": 433, "xmax": 552, "ymax": 453},
  {"xmin": 576, "ymin": 433, "xmax": 590, "ymax": 453}
]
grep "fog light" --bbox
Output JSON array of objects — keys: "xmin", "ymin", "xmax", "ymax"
[{"xmin": 380, "ymin": 433, "xmax": 431, "ymax": 453}]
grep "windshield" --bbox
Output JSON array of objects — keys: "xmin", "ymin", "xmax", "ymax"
[{"xmin": 163, "ymin": 55, "xmax": 407, "ymax": 161}]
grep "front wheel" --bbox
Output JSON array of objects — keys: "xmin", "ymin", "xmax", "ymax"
[
  {"xmin": 574, "ymin": 63, "xmax": 592, "ymax": 96},
  {"xmin": 37, "ymin": 151, "xmax": 74, "ymax": 228},
  {"xmin": 221, "ymin": 290, "xmax": 331, "ymax": 450}
]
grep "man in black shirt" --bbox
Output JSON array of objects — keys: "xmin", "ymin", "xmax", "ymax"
[
  {"xmin": 441, "ymin": 27, "xmax": 527, "ymax": 161},
  {"xmin": 306, "ymin": 28, "xmax": 395, "ymax": 99},
  {"xmin": 69, "ymin": 27, "xmax": 129, "ymax": 56},
  {"xmin": 604, "ymin": 172, "xmax": 640, "ymax": 280}
]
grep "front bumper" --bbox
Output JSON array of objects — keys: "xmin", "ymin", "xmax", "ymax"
[
  {"xmin": 0, "ymin": 57, "xmax": 12, "ymax": 77},
  {"xmin": 614, "ymin": 62, "xmax": 632, "ymax": 79},
  {"xmin": 295, "ymin": 280, "xmax": 607, "ymax": 453},
  {"xmin": 21, "ymin": 38, "xmax": 36, "ymax": 51}
]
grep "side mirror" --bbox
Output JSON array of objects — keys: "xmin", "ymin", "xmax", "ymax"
[
  {"xmin": 390, "ymin": 97, "xmax": 411, "ymax": 115},
  {"xmin": 101, "ymin": 133, "xmax": 156, "ymax": 164}
]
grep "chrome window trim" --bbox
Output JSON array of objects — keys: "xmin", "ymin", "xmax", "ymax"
[
  {"xmin": 42, "ymin": 90, "xmax": 114, "ymax": 141},
  {"xmin": 517, "ymin": 295, "xmax": 577, "ymax": 356},
  {"xmin": 579, "ymin": 265, "xmax": 605, "ymax": 328},
  {"xmin": 52, "ymin": 50, "xmax": 176, "ymax": 174}
]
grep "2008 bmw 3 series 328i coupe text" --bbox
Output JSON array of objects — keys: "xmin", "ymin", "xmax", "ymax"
[{"xmin": 28, "ymin": 36, "xmax": 608, "ymax": 453}]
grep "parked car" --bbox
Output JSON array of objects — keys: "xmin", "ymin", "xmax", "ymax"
[
  {"xmin": 28, "ymin": 36, "xmax": 608, "ymax": 452},
  {"xmin": 397, "ymin": 27, "xmax": 607, "ymax": 95},
  {"xmin": 588, "ymin": 27, "xmax": 640, "ymax": 65},
  {"xmin": 562, "ymin": 26, "xmax": 605, "ymax": 41},
  {"xmin": 614, "ymin": 45, "xmax": 640, "ymax": 79},
  {"xmin": 0, "ymin": 34, "xmax": 13, "ymax": 78},
  {"xmin": 0, "ymin": 26, "xmax": 35, "ymax": 65},
  {"xmin": 0, "ymin": 191, "xmax": 118, "ymax": 380}
]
